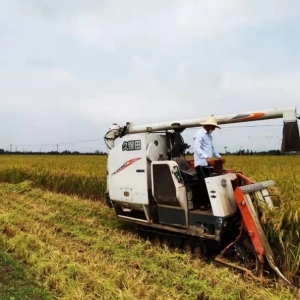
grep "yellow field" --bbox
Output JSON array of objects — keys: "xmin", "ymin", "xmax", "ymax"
[
  {"xmin": 0, "ymin": 155, "xmax": 107, "ymax": 200},
  {"xmin": 1, "ymin": 154, "xmax": 299, "ymax": 199},
  {"xmin": 0, "ymin": 154, "xmax": 300, "ymax": 299}
]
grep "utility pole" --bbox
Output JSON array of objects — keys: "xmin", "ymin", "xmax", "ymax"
[
  {"xmin": 224, "ymin": 146, "xmax": 227, "ymax": 154},
  {"xmin": 10, "ymin": 144, "xmax": 12, "ymax": 153},
  {"xmin": 56, "ymin": 144, "xmax": 59, "ymax": 153}
]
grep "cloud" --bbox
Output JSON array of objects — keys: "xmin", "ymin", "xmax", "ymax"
[
  {"xmin": 45, "ymin": 68, "xmax": 74, "ymax": 83},
  {"xmin": 1, "ymin": 1, "xmax": 300, "ymax": 152},
  {"xmin": 53, "ymin": 0, "xmax": 297, "ymax": 50},
  {"xmin": 218, "ymin": 71, "xmax": 300, "ymax": 108}
]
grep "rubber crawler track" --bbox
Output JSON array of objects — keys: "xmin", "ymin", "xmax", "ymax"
[
  {"xmin": 136, "ymin": 225, "xmax": 207, "ymax": 256},
  {"xmin": 133, "ymin": 224, "xmax": 277, "ymax": 283}
]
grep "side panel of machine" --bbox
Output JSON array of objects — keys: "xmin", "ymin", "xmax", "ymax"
[
  {"xmin": 205, "ymin": 174, "xmax": 237, "ymax": 217},
  {"xmin": 151, "ymin": 161, "xmax": 188, "ymax": 228},
  {"xmin": 108, "ymin": 134, "xmax": 148, "ymax": 205},
  {"xmin": 145, "ymin": 134, "xmax": 168, "ymax": 192}
]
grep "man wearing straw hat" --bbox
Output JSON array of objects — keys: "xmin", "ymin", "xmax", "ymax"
[{"xmin": 193, "ymin": 116, "xmax": 225, "ymax": 211}]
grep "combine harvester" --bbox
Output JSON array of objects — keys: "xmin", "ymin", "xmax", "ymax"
[{"xmin": 104, "ymin": 106, "xmax": 300, "ymax": 289}]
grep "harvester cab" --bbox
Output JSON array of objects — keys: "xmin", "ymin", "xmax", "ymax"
[{"xmin": 104, "ymin": 107, "xmax": 300, "ymax": 289}]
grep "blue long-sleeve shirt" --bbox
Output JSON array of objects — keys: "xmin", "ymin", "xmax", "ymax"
[{"xmin": 193, "ymin": 127, "xmax": 221, "ymax": 167}]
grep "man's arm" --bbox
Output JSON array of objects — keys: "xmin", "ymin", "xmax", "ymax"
[
  {"xmin": 212, "ymin": 144, "xmax": 225, "ymax": 162},
  {"xmin": 212, "ymin": 144, "xmax": 221, "ymax": 158}
]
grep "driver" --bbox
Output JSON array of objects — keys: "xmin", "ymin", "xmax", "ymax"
[{"xmin": 193, "ymin": 116, "xmax": 225, "ymax": 211}]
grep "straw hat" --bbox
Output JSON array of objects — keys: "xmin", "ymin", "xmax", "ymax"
[{"xmin": 200, "ymin": 116, "xmax": 221, "ymax": 129}]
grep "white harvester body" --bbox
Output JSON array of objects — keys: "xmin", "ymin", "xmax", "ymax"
[{"xmin": 103, "ymin": 106, "xmax": 300, "ymax": 288}]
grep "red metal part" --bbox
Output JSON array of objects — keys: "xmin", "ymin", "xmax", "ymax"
[
  {"xmin": 236, "ymin": 173, "xmax": 254, "ymax": 184},
  {"xmin": 234, "ymin": 187, "xmax": 265, "ymax": 263},
  {"xmin": 187, "ymin": 159, "xmax": 224, "ymax": 174},
  {"xmin": 187, "ymin": 159, "xmax": 254, "ymax": 181}
]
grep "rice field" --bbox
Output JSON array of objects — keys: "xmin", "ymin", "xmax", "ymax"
[
  {"xmin": 0, "ymin": 154, "xmax": 300, "ymax": 299},
  {"xmin": 0, "ymin": 155, "xmax": 107, "ymax": 200}
]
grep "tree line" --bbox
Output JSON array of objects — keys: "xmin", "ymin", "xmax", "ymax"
[
  {"xmin": 186, "ymin": 149, "xmax": 299, "ymax": 156},
  {"xmin": 0, "ymin": 149, "xmax": 107, "ymax": 155},
  {"xmin": 0, "ymin": 149, "xmax": 299, "ymax": 156}
]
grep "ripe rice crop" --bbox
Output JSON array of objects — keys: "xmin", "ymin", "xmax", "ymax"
[
  {"xmin": 222, "ymin": 156, "xmax": 300, "ymax": 284},
  {"xmin": 0, "ymin": 180, "xmax": 296, "ymax": 300},
  {"xmin": 0, "ymin": 155, "xmax": 107, "ymax": 200},
  {"xmin": 0, "ymin": 154, "xmax": 299, "ymax": 289}
]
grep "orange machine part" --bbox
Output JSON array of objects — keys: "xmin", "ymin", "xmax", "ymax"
[
  {"xmin": 234, "ymin": 187, "xmax": 265, "ymax": 263},
  {"xmin": 187, "ymin": 159, "xmax": 224, "ymax": 175}
]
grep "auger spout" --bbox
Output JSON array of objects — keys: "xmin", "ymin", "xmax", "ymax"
[{"xmin": 124, "ymin": 106, "xmax": 298, "ymax": 133}]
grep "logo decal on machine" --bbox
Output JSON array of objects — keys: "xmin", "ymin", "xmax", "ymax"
[
  {"xmin": 111, "ymin": 157, "xmax": 142, "ymax": 176},
  {"xmin": 122, "ymin": 140, "xmax": 141, "ymax": 151}
]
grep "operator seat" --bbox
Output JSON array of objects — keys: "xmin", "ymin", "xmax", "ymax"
[{"xmin": 172, "ymin": 157, "xmax": 197, "ymax": 178}]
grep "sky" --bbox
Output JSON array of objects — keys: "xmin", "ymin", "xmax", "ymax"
[{"xmin": 1, "ymin": 0, "xmax": 300, "ymax": 153}]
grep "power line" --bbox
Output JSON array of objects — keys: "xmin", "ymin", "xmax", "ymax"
[
  {"xmin": 247, "ymin": 136, "xmax": 280, "ymax": 138},
  {"xmin": 14, "ymin": 138, "xmax": 102, "ymax": 148},
  {"xmin": 59, "ymin": 138, "xmax": 102, "ymax": 145},
  {"xmin": 14, "ymin": 143, "xmax": 58, "ymax": 147},
  {"xmin": 220, "ymin": 128, "xmax": 281, "ymax": 131},
  {"xmin": 221, "ymin": 124, "xmax": 282, "ymax": 128}
]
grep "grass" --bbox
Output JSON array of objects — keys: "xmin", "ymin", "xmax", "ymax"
[
  {"xmin": 0, "ymin": 154, "xmax": 300, "ymax": 297},
  {"xmin": 0, "ymin": 246, "xmax": 55, "ymax": 300},
  {"xmin": 0, "ymin": 181, "xmax": 296, "ymax": 300}
]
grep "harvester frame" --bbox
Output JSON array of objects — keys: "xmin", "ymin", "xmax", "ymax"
[{"xmin": 104, "ymin": 106, "xmax": 300, "ymax": 290}]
